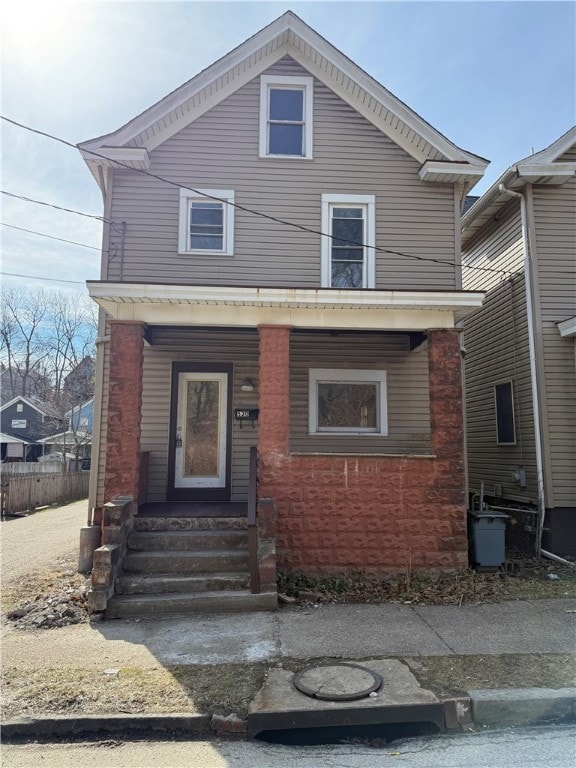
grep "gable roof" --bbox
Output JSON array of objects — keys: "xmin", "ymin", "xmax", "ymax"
[
  {"xmin": 0, "ymin": 395, "xmax": 63, "ymax": 420},
  {"xmin": 462, "ymin": 125, "xmax": 576, "ymax": 245},
  {"xmin": 79, "ymin": 11, "xmax": 487, "ymax": 191}
]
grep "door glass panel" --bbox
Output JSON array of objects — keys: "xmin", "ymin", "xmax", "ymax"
[{"xmin": 184, "ymin": 380, "xmax": 220, "ymax": 477}]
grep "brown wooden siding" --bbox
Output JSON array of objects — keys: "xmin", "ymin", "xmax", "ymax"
[
  {"xmin": 108, "ymin": 57, "xmax": 457, "ymax": 290},
  {"xmin": 532, "ymin": 177, "xmax": 576, "ymax": 507},
  {"xmin": 290, "ymin": 332, "xmax": 431, "ymax": 454}
]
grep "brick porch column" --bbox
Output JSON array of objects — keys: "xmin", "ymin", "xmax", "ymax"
[
  {"xmin": 427, "ymin": 329, "xmax": 465, "ymax": 464},
  {"xmin": 103, "ymin": 321, "xmax": 146, "ymax": 502},
  {"xmin": 257, "ymin": 325, "xmax": 291, "ymax": 458}
]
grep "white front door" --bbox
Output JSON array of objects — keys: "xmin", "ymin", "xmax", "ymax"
[{"xmin": 174, "ymin": 371, "xmax": 228, "ymax": 489}]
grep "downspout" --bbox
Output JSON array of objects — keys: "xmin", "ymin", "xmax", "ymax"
[{"xmin": 498, "ymin": 184, "xmax": 546, "ymax": 555}]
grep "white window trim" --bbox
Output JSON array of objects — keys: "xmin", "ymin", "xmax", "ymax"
[
  {"xmin": 178, "ymin": 189, "xmax": 235, "ymax": 255},
  {"xmin": 321, "ymin": 194, "xmax": 376, "ymax": 289},
  {"xmin": 259, "ymin": 75, "xmax": 314, "ymax": 159},
  {"xmin": 309, "ymin": 368, "xmax": 388, "ymax": 436},
  {"xmin": 494, "ymin": 379, "xmax": 516, "ymax": 445}
]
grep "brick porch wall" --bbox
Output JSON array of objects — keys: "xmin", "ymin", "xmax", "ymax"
[
  {"xmin": 103, "ymin": 321, "xmax": 145, "ymax": 503},
  {"xmin": 258, "ymin": 327, "xmax": 468, "ymax": 575}
]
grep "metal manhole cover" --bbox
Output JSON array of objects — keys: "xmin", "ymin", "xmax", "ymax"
[{"xmin": 292, "ymin": 662, "xmax": 383, "ymax": 702}]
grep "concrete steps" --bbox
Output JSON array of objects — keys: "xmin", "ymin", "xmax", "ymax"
[{"xmin": 107, "ymin": 514, "xmax": 277, "ymax": 618}]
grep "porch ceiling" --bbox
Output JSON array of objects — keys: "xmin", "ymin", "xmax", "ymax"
[{"xmin": 87, "ymin": 282, "xmax": 484, "ymax": 330}]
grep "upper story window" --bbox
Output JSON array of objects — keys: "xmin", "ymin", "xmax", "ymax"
[
  {"xmin": 259, "ymin": 75, "xmax": 313, "ymax": 159},
  {"xmin": 321, "ymin": 194, "xmax": 375, "ymax": 289},
  {"xmin": 11, "ymin": 419, "xmax": 27, "ymax": 429},
  {"xmin": 494, "ymin": 381, "xmax": 516, "ymax": 444},
  {"xmin": 178, "ymin": 189, "xmax": 235, "ymax": 255}
]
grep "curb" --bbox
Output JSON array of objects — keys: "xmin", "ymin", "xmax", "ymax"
[
  {"xmin": 1, "ymin": 713, "xmax": 210, "ymax": 739},
  {"xmin": 3, "ymin": 689, "xmax": 575, "ymax": 740},
  {"xmin": 467, "ymin": 688, "xmax": 576, "ymax": 728}
]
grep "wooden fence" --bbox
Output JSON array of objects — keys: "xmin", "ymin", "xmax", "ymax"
[
  {"xmin": 1, "ymin": 472, "xmax": 89, "ymax": 516},
  {"xmin": 2, "ymin": 462, "xmax": 64, "ymax": 475}
]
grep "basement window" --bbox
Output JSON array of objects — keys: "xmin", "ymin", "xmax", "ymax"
[
  {"xmin": 309, "ymin": 369, "xmax": 388, "ymax": 435},
  {"xmin": 494, "ymin": 381, "xmax": 516, "ymax": 444}
]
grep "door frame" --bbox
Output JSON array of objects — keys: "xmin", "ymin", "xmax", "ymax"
[{"xmin": 167, "ymin": 362, "xmax": 233, "ymax": 502}]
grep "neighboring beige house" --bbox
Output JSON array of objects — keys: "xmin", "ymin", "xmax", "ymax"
[
  {"xmin": 79, "ymin": 12, "xmax": 488, "ymax": 616},
  {"xmin": 462, "ymin": 127, "xmax": 576, "ymax": 556}
]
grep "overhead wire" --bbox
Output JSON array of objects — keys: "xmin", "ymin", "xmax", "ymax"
[
  {"xmin": 1, "ymin": 222, "xmax": 101, "ymax": 250},
  {"xmin": 1, "ymin": 114, "xmax": 513, "ymax": 279},
  {"xmin": 1, "ymin": 190, "xmax": 110, "ymax": 223}
]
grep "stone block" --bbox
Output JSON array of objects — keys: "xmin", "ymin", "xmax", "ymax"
[{"xmin": 443, "ymin": 697, "xmax": 473, "ymax": 730}]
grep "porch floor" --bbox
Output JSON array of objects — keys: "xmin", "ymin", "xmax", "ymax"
[{"xmin": 138, "ymin": 502, "xmax": 248, "ymax": 518}]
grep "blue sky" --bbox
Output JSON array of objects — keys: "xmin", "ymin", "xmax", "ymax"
[{"xmin": 1, "ymin": 0, "xmax": 574, "ymax": 295}]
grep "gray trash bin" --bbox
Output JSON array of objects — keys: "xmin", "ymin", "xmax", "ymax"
[{"xmin": 468, "ymin": 511, "xmax": 509, "ymax": 567}]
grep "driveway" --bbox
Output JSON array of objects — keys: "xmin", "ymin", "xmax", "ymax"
[{"xmin": 1, "ymin": 499, "xmax": 88, "ymax": 582}]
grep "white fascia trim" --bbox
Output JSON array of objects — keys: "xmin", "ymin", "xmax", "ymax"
[
  {"xmin": 0, "ymin": 432, "xmax": 29, "ymax": 444},
  {"xmin": 87, "ymin": 282, "xmax": 483, "ymax": 311},
  {"xmin": 419, "ymin": 161, "xmax": 487, "ymax": 182},
  {"xmin": 516, "ymin": 162, "xmax": 576, "ymax": 183},
  {"xmin": 259, "ymin": 75, "xmax": 314, "ymax": 159},
  {"xmin": 321, "ymin": 194, "xmax": 375, "ymax": 289},
  {"xmin": 558, "ymin": 316, "xmax": 576, "ymax": 338},
  {"xmin": 178, "ymin": 189, "xmax": 235, "ymax": 255},
  {"xmin": 80, "ymin": 147, "xmax": 150, "ymax": 169},
  {"xmin": 309, "ymin": 368, "xmax": 388, "ymax": 436},
  {"xmin": 0, "ymin": 396, "xmax": 52, "ymax": 417},
  {"xmin": 79, "ymin": 12, "xmax": 486, "ymax": 167},
  {"xmin": 516, "ymin": 126, "xmax": 576, "ymax": 165}
]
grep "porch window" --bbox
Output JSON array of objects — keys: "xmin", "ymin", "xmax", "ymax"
[
  {"xmin": 494, "ymin": 381, "xmax": 516, "ymax": 444},
  {"xmin": 259, "ymin": 75, "xmax": 313, "ymax": 159},
  {"xmin": 309, "ymin": 369, "xmax": 388, "ymax": 435},
  {"xmin": 321, "ymin": 194, "xmax": 375, "ymax": 289},
  {"xmin": 178, "ymin": 189, "xmax": 235, "ymax": 255}
]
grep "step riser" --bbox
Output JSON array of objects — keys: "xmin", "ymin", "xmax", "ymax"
[
  {"xmin": 123, "ymin": 553, "xmax": 249, "ymax": 574},
  {"xmin": 127, "ymin": 532, "xmax": 248, "ymax": 552},
  {"xmin": 116, "ymin": 575, "xmax": 249, "ymax": 595},
  {"xmin": 106, "ymin": 592, "xmax": 278, "ymax": 618},
  {"xmin": 134, "ymin": 517, "xmax": 248, "ymax": 532}
]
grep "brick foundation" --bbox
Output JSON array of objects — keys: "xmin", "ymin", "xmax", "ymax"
[{"xmin": 258, "ymin": 327, "xmax": 468, "ymax": 575}]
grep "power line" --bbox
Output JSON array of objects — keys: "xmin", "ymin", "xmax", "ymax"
[
  {"xmin": 1, "ymin": 114, "xmax": 512, "ymax": 278},
  {"xmin": 1, "ymin": 222, "xmax": 101, "ymax": 250},
  {"xmin": 1, "ymin": 271, "xmax": 85, "ymax": 285},
  {"xmin": 1, "ymin": 190, "xmax": 109, "ymax": 223}
]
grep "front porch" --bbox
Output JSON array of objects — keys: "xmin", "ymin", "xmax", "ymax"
[{"xmin": 86, "ymin": 283, "xmax": 482, "ymax": 614}]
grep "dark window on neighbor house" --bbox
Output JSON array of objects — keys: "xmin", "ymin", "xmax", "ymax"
[{"xmin": 495, "ymin": 381, "xmax": 516, "ymax": 444}]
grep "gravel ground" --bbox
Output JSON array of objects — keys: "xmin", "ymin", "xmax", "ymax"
[{"xmin": 1, "ymin": 500, "xmax": 89, "ymax": 582}]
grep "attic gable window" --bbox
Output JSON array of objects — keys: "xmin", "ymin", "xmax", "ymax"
[
  {"xmin": 259, "ymin": 75, "xmax": 313, "ymax": 159},
  {"xmin": 178, "ymin": 189, "xmax": 235, "ymax": 255}
]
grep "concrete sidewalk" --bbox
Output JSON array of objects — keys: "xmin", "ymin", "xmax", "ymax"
[{"xmin": 2, "ymin": 597, "xmax": 575, "ymax": 738}]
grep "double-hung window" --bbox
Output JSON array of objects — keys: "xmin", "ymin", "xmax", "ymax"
[
  {"xmin": 309, "ymin": 369, "xmax": 388, "ymax": 435},
  {"xmin": 321, "ymin": 194, "xmax": 375, "ymax": 289},
  {"xmin": 259, "ymin": 75, "xmax": 313, "ymax": 159},
  {"xmin": 178, "ymin": 189, "xmax": 235, "ymax": 255}
]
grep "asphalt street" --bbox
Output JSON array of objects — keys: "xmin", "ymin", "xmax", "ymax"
[{"xmin": 2, "ymin": 724, "xmax": 575, "ymax": 767}]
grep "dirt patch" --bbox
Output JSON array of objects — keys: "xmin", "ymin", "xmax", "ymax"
[
  {"xmin": 278, "ymin": 558, "xmax": 576, "ymax": 606},
  {"xmin": 1, "ymin": 663, "xmax": 269, "ymax": 721},
  {"xmin": 404, "ymin": 653, "xmax": 576, "ymax": 697}
]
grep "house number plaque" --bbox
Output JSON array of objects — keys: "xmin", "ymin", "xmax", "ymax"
[{"xmin": 234, "ymin": 408, "xmax": 259, "ymax": 428}]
